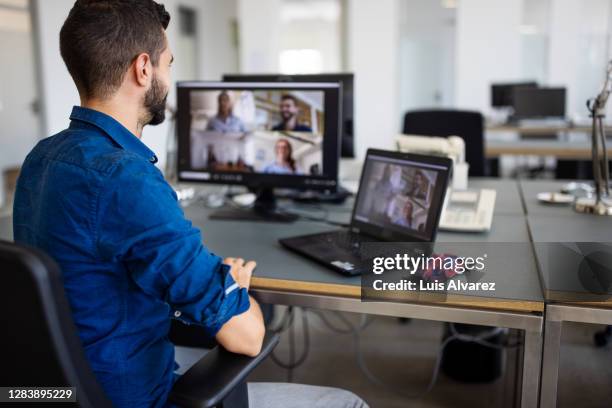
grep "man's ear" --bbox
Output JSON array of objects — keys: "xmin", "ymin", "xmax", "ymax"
[{"xmin": 133, "ymin": 53, "xmax": 152, "ymax": 88}]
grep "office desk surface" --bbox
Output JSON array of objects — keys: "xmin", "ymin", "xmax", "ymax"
[
  {"xmin": 467, "ymin": 178, "xmax": 524, "ymax": 215},
  {"xmin": 486, "ymin": 138, "xmax": 612, "ymax": 159},
  {"xmin": 519, "ymin": 179, "xmax": 588, "ymax": 216},
  {"xmin": 185, "ymin": 203, "xmax": 544, "ymax": 313},
  {"xmin": 527, "ymin": 214, "xmax": 612, "ymax": 305},
  {"xmin": 487, "ymin": 124, "xmax": 612, "ymax": 136},
  {"xmin": 519, "ymin": 179, "xmax": 612, "ymax": 303}
]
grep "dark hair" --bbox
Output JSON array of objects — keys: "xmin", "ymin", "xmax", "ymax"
[
  {"xmin": 281, "ymin": 94, "xmax": 298, "ymax": 105},
  {"xmin": 60, "ymin": 0, "xmax": 170, "ymax": 99},
  {"xmin": 276, "ymin": 138, "xmax": 296, "ymax": 172}
]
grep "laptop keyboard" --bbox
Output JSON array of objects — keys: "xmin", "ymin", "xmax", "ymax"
[{"xmin": 325, "ymin": 231, "xmax": 370, "ymax": 254}]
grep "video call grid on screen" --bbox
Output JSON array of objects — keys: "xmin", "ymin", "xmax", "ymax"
[
  {"xmin": 176, "ymin": 82, "xmax": 341, "ymax": 190},
  {"xmin": 353, "ymin": 155, "xmax": 448, "ymax": 241}
]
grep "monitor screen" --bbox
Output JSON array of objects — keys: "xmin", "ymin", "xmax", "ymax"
[
  {"xmin": 223, "ymin": 73, "xmax": 355, "ymax": 158},
  {"xmin": 491, "ymin": 81, "xmax": 538, "ymax": 108},
  {"xmin": 512, "ymin": 87, "xmax": 566, "ymax": 119},
  {"xmin": 176, "ymin": 82, "xmax": 341, "ymax": 190},
  {"xmin": 352, "ymin": 151, "xmax": 451, "ymax": 242}
]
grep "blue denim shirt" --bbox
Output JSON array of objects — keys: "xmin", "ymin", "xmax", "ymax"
[{"xmin": 13, "ymin": 106, "xmax": 250, "ymax": 407}]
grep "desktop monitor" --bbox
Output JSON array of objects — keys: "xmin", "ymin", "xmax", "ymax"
[
  {"xmin": 491, "ymin": 81, "xmax": 538, "ymax": 108},
  {"xmin": 223, "ymin": 73, "xmax": 355, "ymax": 158},
  {"xmin": 176, "ymin": 81, "xmax": 342, "ymax": 221},
  {"xmin": 512, "ymin": 87, "xmax": 566, "ymax": 119}
]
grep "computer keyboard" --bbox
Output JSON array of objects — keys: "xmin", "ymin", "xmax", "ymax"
[{"xmin": 326, "ymin": 231, "xmax": 368, "ymax": 253}]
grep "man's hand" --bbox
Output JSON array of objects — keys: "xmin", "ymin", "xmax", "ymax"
[{"xmin": 224, "ymin": 257, "xmax": 256, "ymax": 290}]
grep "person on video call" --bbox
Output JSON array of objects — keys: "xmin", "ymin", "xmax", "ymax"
[
  {"xmin": 272, "ymin": 94, "xmax": 313, "ymax": 132},
  {"xmin": 368, "ymin": 164, "xmax": 404, "ymax": 222},
  {"xmin": 12, "ymin": 1, "xmax": 368, "ymax": 407},
  {"xmin": 408, "ymin": 170, "xmax": 429, "ymax": 200},
  {"xmin": 206, "ymin": 90, "xmax": 246, "ymax": 132},
  {"xmin": 390, "ymin": 200, "xmax": 414, "ymax": 229},
  {"xmin": 263, "ymin": 138, "xmax": 302, "ymax": 175}
]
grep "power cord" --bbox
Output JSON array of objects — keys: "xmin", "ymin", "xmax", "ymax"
[
  {"xmin": 266, "ymin": 308, "xmax": 522, "ymax": 393},
  {"xmin": 269, "ymin": 307, "xmax": 310, "ymax": 383}
]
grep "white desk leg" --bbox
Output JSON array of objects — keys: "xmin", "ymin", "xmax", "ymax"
[
  {"xmin": 539, "ymin": 319, "xmax": 562, "ymax": 408},
  {"xmin": 521, "ymin": 328, "xmax": 543, "ymax": 408}
]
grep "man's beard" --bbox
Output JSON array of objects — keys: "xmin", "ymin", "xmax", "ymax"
[
  {"xmin": 143, "ymin": 76, "xmax": 168, "ymax": 126},
  {"xmin": 281, "ymin": 111, "xmax": 295, "ymax": 122}
]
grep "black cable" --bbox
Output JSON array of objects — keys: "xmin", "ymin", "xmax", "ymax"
[
  {"xmin": 269, "ymin": 307, "xmax": 310, "ymax": 379},
  {"xmin": 268, "ymin": 306, "xmax": 294, "ymax": 333}
]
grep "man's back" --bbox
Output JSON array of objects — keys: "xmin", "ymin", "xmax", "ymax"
[{"xmin": 14, "ymin": 107, "xmax": 250, "ymax": 407}]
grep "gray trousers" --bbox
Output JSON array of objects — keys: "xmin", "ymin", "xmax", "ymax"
[{"xmin": 248, "ymin": 382, "xmax": 369, "ymax": 408}]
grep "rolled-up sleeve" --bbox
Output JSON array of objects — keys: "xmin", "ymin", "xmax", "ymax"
[{"xmin": 96, "ymin": 156, "xmax": 250, "ymax": 337}]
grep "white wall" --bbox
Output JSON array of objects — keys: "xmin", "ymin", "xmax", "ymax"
[
  {"xmin": 31, "ymin": 0, "xmax": 77, "ymax": 137},
  {"xmin": 398, "ymin": 0, "xmax": 456, "ymax": 112},
  {"xmin": 237, "ymin": 0, "xmax": 282, "ymax": 73},
  {"xmin": 0, "ymin": 2, "xmax": 40, "ymax": 206},
  {"xmin": 31, "ymin": 0, "xmax": 239, "ymax": 172},
  {"xmin": 346, "ymin": 0, "xmax": 400, "ymax": 159},
  {"xmin": 548, "ymin": 0, "xmax": 612, "ymax": 122},
  {"xmin": 454, "ymin": 0, "xmax": 523, "ymax": 115}
]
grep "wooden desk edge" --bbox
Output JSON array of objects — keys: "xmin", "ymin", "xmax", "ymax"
[
  {"xmin": 486, "ymin": 146, "xmax": 612, "ymax": 159},
  {"xmin": 252, "ymin": 276, "xmax": 544, "ymax": 313}
]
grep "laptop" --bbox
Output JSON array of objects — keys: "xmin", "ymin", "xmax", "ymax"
[{"xmin": 279, "ymin": 149, "xmax": 453, "ymax": 276}]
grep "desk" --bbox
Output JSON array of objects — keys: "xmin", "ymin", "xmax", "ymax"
[
  {"xmin": 184, "ymin": 179, "xmax": 544, "ymax": 408},
  {"xmin": 486, "ymin": 136, "xmax": 612, "ymax": 159},
  {"xmin": 519, "ymin": 180, "xmax": 612, "ymax": 407},
  {"xmin": 0, "ymin": 181, "xmax": 545, "ymax": 407},
  {"xmin": 487, "ymin": 124, "xmax": 612, "ymax": 136}
]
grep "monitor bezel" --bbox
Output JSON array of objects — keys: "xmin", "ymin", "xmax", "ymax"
[
  {"xmin": 176, "ymin": 81, "xmax": 341, "ymax": 191},
  {"xmin": 349, "ymin": 149, "xmax": 453, "ymax": 243}
]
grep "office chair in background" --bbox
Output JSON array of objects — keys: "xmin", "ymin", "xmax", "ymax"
[
  {"xmin": 0, "ymin": 240, "xmax": 279, "ymax": 408},
  {"xmin": 402, "ymin": 109, "xmax": 493, "ymax": 177}
]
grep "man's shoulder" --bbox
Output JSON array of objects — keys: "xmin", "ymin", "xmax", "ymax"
[{"xmin": 29, "ymin": 127, "xmax": 154, "ymax": 177}]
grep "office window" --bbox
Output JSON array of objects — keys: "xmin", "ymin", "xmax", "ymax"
[
  {"xmin": 278, "ymin": 0, "xmax": 343, "ymax": 74},
  {"xmin": 0, "ymin": 0, "xmax": 41, "ymax": 209},
  {"xmin": 398, "ymin": 0, "xmax": 456, "ymax": 112},
  {"xmin": 175, "ymin": 6, "xmax": 198, "ymax": 81}
]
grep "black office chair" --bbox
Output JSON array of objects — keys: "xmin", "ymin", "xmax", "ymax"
[
  {"xmin": 0, "ymin": 240, "xmax": 279, "ymax": 408},
  {"xmin": 402, "ymin": 109, "xmax": 491, "ymax": 177}
]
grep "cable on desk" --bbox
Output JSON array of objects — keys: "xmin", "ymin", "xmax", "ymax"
[{"xmin": 269, "ymin": 307, "xmax": 310, "ymax": 382}]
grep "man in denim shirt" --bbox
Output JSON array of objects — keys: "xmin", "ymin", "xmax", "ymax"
[{"xmin": 13, "ymin": 1, "xmax": 367, "ymax": 407}]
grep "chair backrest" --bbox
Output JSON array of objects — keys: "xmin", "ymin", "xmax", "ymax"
[
  {"xmin": 0, "ymin": 240, "xmax": 112, "ymax": 408},
  {"xmin": 402, "ymin": 109, "xmax": 485, "ymax": 177}
]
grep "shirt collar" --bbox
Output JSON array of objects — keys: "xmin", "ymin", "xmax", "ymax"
[{"xmin": 69, "ymin": 106, "xmax": 158, "ymax": 164}]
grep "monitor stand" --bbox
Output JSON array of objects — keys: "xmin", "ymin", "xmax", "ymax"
[{"xmin": 209, "ymin": 188, "xmax": 299, "ymax": 223}]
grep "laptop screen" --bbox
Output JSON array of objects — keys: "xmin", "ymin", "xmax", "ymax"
[{"xmin": 352, "ymin": 152, "xmax": 451, "ymax": 242}]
